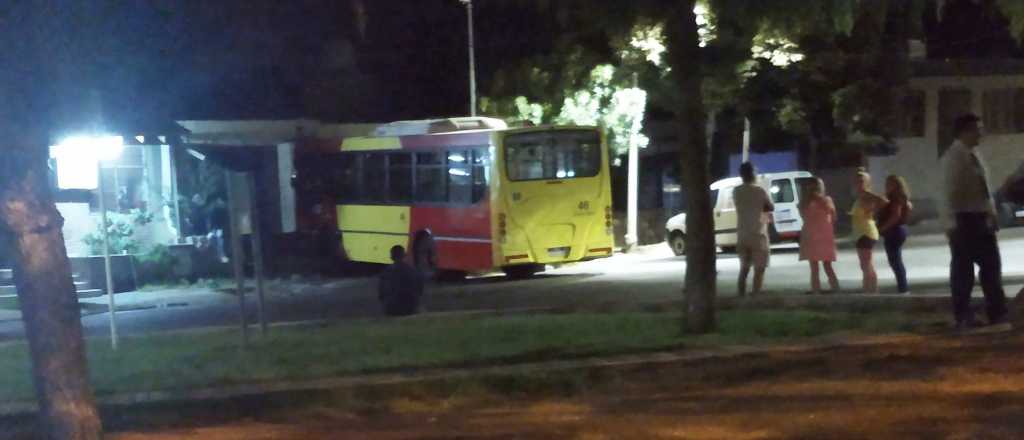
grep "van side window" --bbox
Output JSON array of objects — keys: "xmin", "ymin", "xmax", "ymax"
[
  {"xmin": 719, "ymin": 187, "xmax": 736, "ymax": 210},
  {"xmin": 771, "ymin": 179, "xmax": 795, "ymax": 203}
]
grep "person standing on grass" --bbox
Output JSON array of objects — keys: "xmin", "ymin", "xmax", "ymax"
[
  {"xmin": 879, "ymin": 175, "xmax": 913, "ymax": 294},
  {"xmin": 733, "ymin": 162, "xmax": 774, "ymax": 297},
  {"xmin": 378, "ymin": 245, "xmax": 424, "ymax": 317},
  {"xmin": 799, "ymin": 178, "xmax": 840, "ymax": 295},
  {"xmin": 942, "ymin": 113, "xmax": 1010, "ymax": 331},
  {"xmin": 851, "ymin": 168, "xmax": 887, "ymax": 294}
]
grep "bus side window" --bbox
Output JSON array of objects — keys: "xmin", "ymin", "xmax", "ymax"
[
  {"xmin": 332, "ymin": 154, "xmax": 357, "ymax": 202},
  {"xmin": 471, "ymin": 148, "xmax": 489, "ymax": 203},
  {"xmin": 388, "ymin": 153, "xmax": 413, "ymax": 203},
  {"xmin": 447, "ymin": 150, "xmax": 472, "ymax": 205},
  {"xmin": 359, "ymin": 153, "xmax": 386, "ymax": 203},
  {"xmin": 415, "ymin": 152, "xmax": 446, "ymax": 203}
]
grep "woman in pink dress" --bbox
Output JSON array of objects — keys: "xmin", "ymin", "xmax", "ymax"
[{"xmin": 799, "ymin": 178, "xmax": 840, "ymax": 294}]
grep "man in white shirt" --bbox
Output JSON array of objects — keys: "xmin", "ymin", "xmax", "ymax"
[
  {"xmin": 733, "ymin": 162, "xmax": 774, "ymax": 297},
  {"xmin": 941, "ymin": 113, "xmax": 1008, "ymax": 331}
]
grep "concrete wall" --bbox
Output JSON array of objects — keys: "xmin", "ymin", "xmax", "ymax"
[
  {"xmin": 871, "ymin": 74, "xmax": 1024, "ymax": 221},
  {"xmin": 56, "ymin": 203, "xmax": 92, "ymax": 257}
]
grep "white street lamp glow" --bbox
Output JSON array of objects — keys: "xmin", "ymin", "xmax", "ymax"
[
  {"xmin": 54, "ymin": 135, "xmax": 124, "ymax": 161},
  {"xmin": 50, "ymin": 135, "xmax": 125, "ymax": 190}
]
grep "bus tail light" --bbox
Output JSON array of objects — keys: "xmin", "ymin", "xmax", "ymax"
[
  {"xmin": 498, "ymin": 213, "xmax": 507, "ymax": 242},
  {"xmin": 605, "ymin": 206, "xmax": 613, "ymax": 235}
]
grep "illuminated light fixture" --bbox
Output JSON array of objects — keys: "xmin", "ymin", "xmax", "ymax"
[
  {"xmin": 187, "ymin": 148, "xmax": 206, "ymax": 161},
  {"xmin": 135, "ymin": 135, "xmax": 145, "ymax": 144},
  {"xmin": 448, "ymin": 168, "xmax": 470, "ymax": 177},
  {"xmin": 49, "ymin": 135, "xmax": 125, "ymax": 190},
  {"xmin": 448, "ymin": 153, "xmax": 467, "ymax": 163},
  {"xmin": 158, "ymin": 135, "xmax": 167, "ymax": 144}
]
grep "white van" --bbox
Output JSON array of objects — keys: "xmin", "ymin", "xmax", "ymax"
[{"xmin": 665, "ymin": 171, "xmax": 816, "ymax": 256}]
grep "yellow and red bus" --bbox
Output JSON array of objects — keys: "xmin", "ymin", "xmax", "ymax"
[{"xmin": 294, "ymin": 117, "xmax": 614, "ymax": 278}]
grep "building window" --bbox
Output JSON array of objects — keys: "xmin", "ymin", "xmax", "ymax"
[
  {"xmin": 898, "ymin": 91, "xmax": 925, "ymax": 137},
  {"xmin": 982, "ymin": 88, "xmax": 1024, "ymax": 134}
]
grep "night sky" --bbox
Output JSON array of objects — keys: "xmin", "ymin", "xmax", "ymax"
[
  {"xmin": 0, "ymin": 1, "xmax": 511, "ymax": 127},
  {"xmin": 0, "ymin": 0, "xmax": 1018, "ymax": 132}
]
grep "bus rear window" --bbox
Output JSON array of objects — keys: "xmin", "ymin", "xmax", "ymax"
[{"xmin": 505, "ymin": 130, "xmax": 601, "ymax": 181}]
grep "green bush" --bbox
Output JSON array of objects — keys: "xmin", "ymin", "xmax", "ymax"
[
  {"xmin": 81, "ymin": 209, "xmax": 154, "ymax": 256},
  {"xmin": 135, "ymin": 244, "xmax": 179, "ymax": 284}
]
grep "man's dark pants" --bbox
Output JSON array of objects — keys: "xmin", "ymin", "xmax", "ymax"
[{"xmin": 948, "ymin": 213, "xmax": 1008, "ymax": 324}]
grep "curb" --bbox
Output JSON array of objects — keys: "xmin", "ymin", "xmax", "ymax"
[{"xmin": 0, "ymin": 333, "xmax": 928, "ymax": 417}]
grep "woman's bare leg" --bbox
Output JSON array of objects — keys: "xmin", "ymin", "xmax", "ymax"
[
  {"xmin": 858, "ymin": 248, "xmax": 878, "ymax": 293},
  {"xmin": 823, "ymin": 261, "xmax": 840, "ymax": 292},
  {"xmin": 809, "ymin": 261, "xmax": 821, "ymax": 294}
]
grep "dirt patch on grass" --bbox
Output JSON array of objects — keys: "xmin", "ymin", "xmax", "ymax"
[{"xmin": 99, "ymin": 331, "xmax": 1024, "ymax": 439}]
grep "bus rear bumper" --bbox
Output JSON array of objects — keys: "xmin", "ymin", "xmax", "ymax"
[{"xmin": 502, "ymin": 246, "xmax": 613, "ymax": 265}]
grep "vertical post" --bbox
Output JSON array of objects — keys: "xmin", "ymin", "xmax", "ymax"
[
  {"xmin": 625, "ymin": 72, "xmax": 641, "ymax": 252},
  {"xmin": 111, "ymin": 164, "xmax": 120, "ymax": 213},
  {"xmin": 227, "ymin": 170, "xmax": 248, "ymax": 347},
  {"xmin": 464, "ymin": 0, "xmax": 477, "ymax": 116},
  {"xmin": 247, "ymin": 173, "xmax": 267, "ymax": 336},
  {"xmin": 742, "ymin": 117, "xmax": 751, "ymax": 164},
  {"xmin": 97, "ymin": 162, "xmax": 118, "ymax": 350},
  {"xmin": 169, "ymin": 145, "xmax": 183, "ymax": 242},
  {"xmin": 625, "ymin": 135, "xmax": 639, "ymax": 252}
]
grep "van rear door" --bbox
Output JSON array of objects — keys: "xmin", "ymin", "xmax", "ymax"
[
  {"xmin": 714, "ymin": 185, "xmax": 739, "ymax": 247},
  {"xmin": 769, "ymin": 177, "xmax": 802, "ymax": 239}
]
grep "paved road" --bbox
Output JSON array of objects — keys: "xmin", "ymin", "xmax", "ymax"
[{"xmin": 1, "ymin": 230, "xmax": 1022, "ymax": 341}]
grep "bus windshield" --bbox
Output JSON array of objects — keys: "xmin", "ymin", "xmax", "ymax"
[{"xmin": 505, "ymin": 130, "xmax": 601, "ymax": 181}]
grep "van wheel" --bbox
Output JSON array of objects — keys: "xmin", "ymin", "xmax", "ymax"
[
  {"xmin": 503, "ymin": 264, "xmax": 543, "ymax": 279},
  {"xmin": 413, "ymin": 235, "xmax": 437, "ymax": 279},
  {"xmin": 669, "ymin": 232, "xmax": 686, "ymax": 256}
]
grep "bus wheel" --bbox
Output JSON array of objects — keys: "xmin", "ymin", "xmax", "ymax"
[
  {"xmin": 413, "ymin": 235, "xmax": 438, "ymax": 279},
  {"xmin": 503, "ymin": 264, "xmax": 543, "ymax": 279}
]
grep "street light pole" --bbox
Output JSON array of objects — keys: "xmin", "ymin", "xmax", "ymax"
[
  {"xmin": 97, "ymin": 161, "xmax": 118, "ymax": 351},
  {"xmin": 461, "ymin": 0, "xmax": 477, "ymax": 116}
]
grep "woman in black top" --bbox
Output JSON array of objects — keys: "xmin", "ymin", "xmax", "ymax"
[{"xmin": 878, "ymin": 175, "xmax": 912, "ymax": 294}]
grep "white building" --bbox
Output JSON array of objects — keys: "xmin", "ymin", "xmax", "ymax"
[{"xmin": 869, "ymin": 60, "xmax": 1024, "ymax": 223}]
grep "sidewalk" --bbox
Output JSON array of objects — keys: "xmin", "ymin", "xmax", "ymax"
[{"xmin": 77, "ymin": 286, "xmax": 232, "ymax": 314}]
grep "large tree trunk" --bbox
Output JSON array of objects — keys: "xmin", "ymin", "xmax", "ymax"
[
  {"xmin": 666, "ymin": 0, "xmax": 717, "ymax": 333},
  {"xmin": 0, "ymin": 148, "xmax": 102, "ymax": 439}
]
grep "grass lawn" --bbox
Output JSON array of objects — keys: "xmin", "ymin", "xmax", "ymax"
[{"xmin": 0, "ymin": 310, "xmax": 945, "ymax": 402}]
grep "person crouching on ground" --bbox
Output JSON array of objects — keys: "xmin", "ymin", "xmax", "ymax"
[
  {"xmin": 799, "ymin": 177, "xmax": 840, "ymax": 295},
  {"xmin": 734, "ymin": 162, "xmax": 774, "ymax": 297},
  {"xmin": 379, "ymin": 245, "xmax": 424, "ymax": 317}
]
